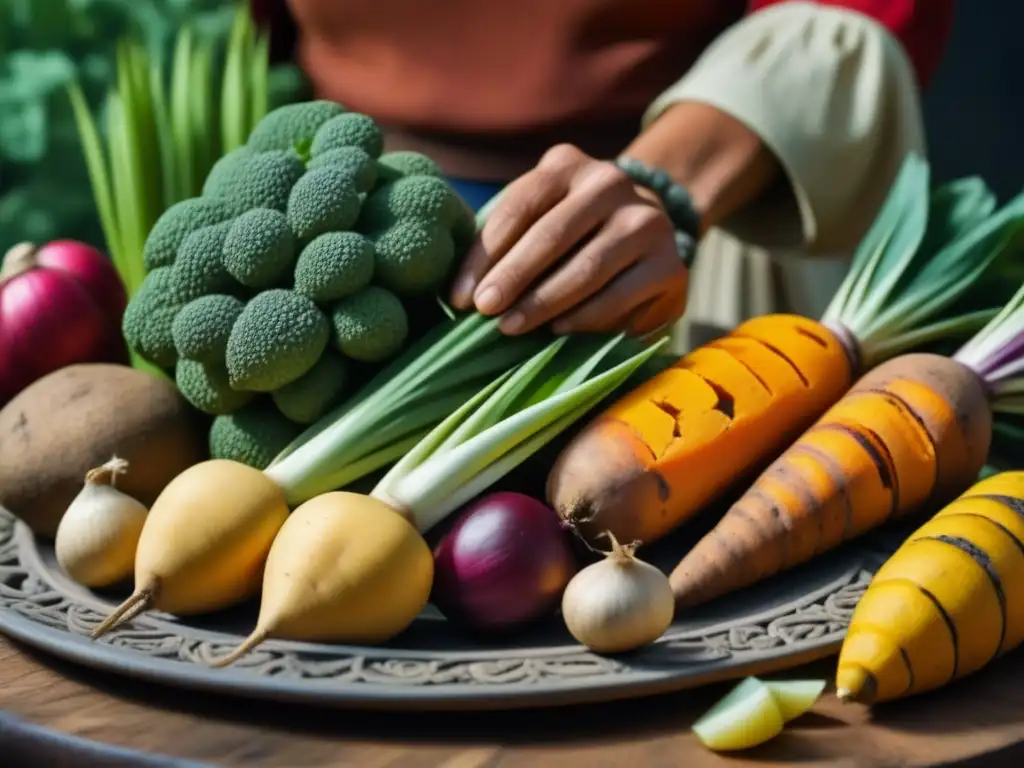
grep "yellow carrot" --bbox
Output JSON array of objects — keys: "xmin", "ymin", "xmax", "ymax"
[
  {"xmin": 669, "ymin": 278, "xmax": 1024, "ymax": 610},
  {"xmin": 836, "ymin": 471, "xmax": 1024, "ymax": 704},
  {"xmin": 548, "ymin": 159, "xmax": 1022, "ymax": 548}
]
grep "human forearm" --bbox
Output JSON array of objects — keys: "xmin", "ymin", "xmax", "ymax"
[{"xmin": 623, "ymin": 101, "xmax": 781, "ymax": 234}]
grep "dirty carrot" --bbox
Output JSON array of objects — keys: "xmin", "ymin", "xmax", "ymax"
[
  {"xmin": 670, "ymin": 272, "xmax": 1024, "ymax": 609},
  {"xmin": 549, "ymin": 155, "xmax": 1023, "ymax": 546}
]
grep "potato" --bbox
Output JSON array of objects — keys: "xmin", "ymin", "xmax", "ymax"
[{"xmin": 0, "ymin": 364, "xmax": 208, "ymax": 538}]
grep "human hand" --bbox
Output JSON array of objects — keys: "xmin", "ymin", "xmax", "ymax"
[{"xmin": 448, "ymin": 144, "xmax": 689, "ymax": 336}]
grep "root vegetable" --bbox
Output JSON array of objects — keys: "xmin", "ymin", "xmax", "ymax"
[
  {"xmin": 670, "ymin": 276, "xmax": 1024, "ymax": 609},
  {"xmin": 547, "ymin": 159, "xmax": 1024, "ymax": 548},
  {"xmin": 0, "ymin": 363, "xmax": 207, "ymax": 538},
  {"xmin": 561, "ymin": 532, "xmax": 674, "ymax": 654},
  {"xmin": 211, "ymin": 492, "xmax": 433, "ymax": 667},
  {"xmin": 54, "ymin": 457, "xmax": 148, "ymax": 588},
  {"xmin": 837, "ymin": 471, "xmax": 1024, "ymax": 703},
  {"xmin": 90, "ymin": 460, "xmax": 289, "ymax": 637}
]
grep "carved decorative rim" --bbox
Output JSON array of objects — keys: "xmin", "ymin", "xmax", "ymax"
[{"xmin": 0, "ymin": 507, "xmax": 900, "ymax": 711}]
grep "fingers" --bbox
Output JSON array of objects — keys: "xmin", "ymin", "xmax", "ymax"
[
  {"xmin": 478, "ymin": 168, "xmax": 637, "ymax": 320},
  {"xmin": 552, "ymin": 243, "xmax": 688, "ymax": 335},
  {"xmin": 450, "ymin": 146, "xmax": 634, "ymax": 313},
  {"xmin": 450, "ymin": 145, "xmax": 586, "ymax": 309},
  {"xmin": 497, "ymin": 203, "xmax": 668, "ymax": 335}
]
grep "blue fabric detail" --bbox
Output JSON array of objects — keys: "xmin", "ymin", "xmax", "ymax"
[{"xmin": 446, "ymin": 177, "xmax": 505, "ymax": 213}]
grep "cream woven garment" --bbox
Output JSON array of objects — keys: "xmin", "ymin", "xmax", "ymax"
[{"xmin": 643, "ymin": 1, "xmax": 927, "ymax": 352}]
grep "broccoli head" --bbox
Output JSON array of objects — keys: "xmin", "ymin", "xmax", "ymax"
[
  {"xmin": 371, "ymin": 219, "xmax": 455, "ymax": 295},
  {"xmin": 286, "ymin": 166, "xmax": 362, "ymax": 241},
  {"xmin": 271, "ymin": 349, "xmax": 350, "ymax": 424},
  {"xmin": 122, "ymin": 268, "xmax": 185, "ymax": 369},
  {"xmin": 208, "ymin": 400, "xmax": 302, "ymax": 469},
  {"xmin": 376, "ymin": 151, "xmax": 443, "ymax": 182},
  {"xmin": 172, "ymin": 221, "xmax": 239, "ymax": 301},
  {"xmin": 203, "ymin": 146, "xmax": 256, "ymax": 198},
  {"xmin": 213, "ymin": 149, "xmax": 306, "ymax": 214},
  {"xmin": 331, "ymin": 285, "xmax": 409, "ymax": 363},
  {"xmin": 226, "ymin": 289, "xmax": 330, "ymax": 391},
  {"xmin": 171, "ymin": 294, "xmax": 246, "ymax": 364},
  {"xmin": 176, "ymin": 359, "xmax": 254, "ymax": 416},
  {"xmin": 306, "ymin": 146, "xmax": 378, "ymax": 193},
  {"xmin": 357, "ymin": 175, "xmax": 465, "ymax": 232},
  {"xmin": 293, "ymin": 232, "xmax": 375, "ymax": 303},
  {"xmin": 310, "ymin": 113, "xmax": 384, "ymax": 159},
  {"xmin": 247, "ymin": 100, "xmax": 345, "ymax": 154},
  {"xmin": 222, "ymin": 208, "xmax": 297, "ymax": 288},
  {"xmin": 142, "ymin": 197, "xmax": 235, "ymax": 271}
]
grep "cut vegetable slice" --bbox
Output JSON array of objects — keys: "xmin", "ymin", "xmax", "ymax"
[
  {"xmin": 692, "ymin": 677, "xmax": 784, "ymax": 752},
  {"xmin": 765, "ymin": 679, "xmax": 827, "ymax": 722}
]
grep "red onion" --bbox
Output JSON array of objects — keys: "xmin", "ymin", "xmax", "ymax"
[
  {"xmin": 0, "ymin": 241, "xmax": 127, "ymax": 404},
  {"xmin": 431, "ymin": 492, "xmax": 578, "ymax": 635}
]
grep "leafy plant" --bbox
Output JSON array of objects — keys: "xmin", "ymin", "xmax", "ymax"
[{"xmin": 0, "ymin": 0, "xmax": 304, "ymax": 260}]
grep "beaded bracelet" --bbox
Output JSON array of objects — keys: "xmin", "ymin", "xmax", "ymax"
[{"xmin": 614, "ymin": 156, "xmax": 701, "ymax": 268}]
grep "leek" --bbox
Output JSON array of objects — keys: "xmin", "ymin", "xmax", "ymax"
[
  {"xmin": 263, "ymin": 312, "xmax": 554, "ymax": 503},
  {"xmin": 371, "ymin": 332, "xmax": 669, "ymax": 533},
  {"xmin": 263, "ymin": 308, "xmax": 667, "ymax": 517}
]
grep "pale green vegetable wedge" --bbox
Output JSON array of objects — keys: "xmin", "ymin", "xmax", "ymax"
[
  {"xmin": 765, "ymin": 679, "xmax": 827, "ymax": 723},
  {"xmin": 693, "ymin": 676, "xmax": 827, "ymax": 751},
  {"xmin": 692, "ymin": 677, "xmax": 784, "ymax": 751}
]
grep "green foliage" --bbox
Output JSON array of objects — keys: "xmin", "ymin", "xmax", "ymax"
[{"xmin": 0, "ymin": 0, "xmax": 306, "ymax": 261}]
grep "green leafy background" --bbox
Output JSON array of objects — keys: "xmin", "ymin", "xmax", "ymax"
[{"xmin": 0, "ymin": 0, "xmax": 305, "ymax": 257}]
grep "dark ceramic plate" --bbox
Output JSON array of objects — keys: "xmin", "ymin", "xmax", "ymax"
[{"xmin": 0, "ymin": 506, "xmax": 903, "ymax": 711}]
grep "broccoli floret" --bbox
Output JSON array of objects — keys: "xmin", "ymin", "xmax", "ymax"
[
  {"xmin": 176, "ymin": 359, "xmax": 254, "ymax": 415},
  {"xmin": 371, "ymin": 219, "xmax": 455, "ymax": 295},
  {"xmin": 171, "ymin": 294, "xmax": 246, "ymax": 364},
  {"xmin": 122, "ymin": 268, "xmax": 185, "ymax": 368},
  {"xmin": 451, "ymin": 202, "xmax": 478, "ymax": 255},
  {"xmin": 331, "ymin": 286, "xmax": 408, "ymax": 363},
  {"xmin": 208, "ymin": 401, "xmax": 302, "ymax": 470},
  {"xmin": 271, "ymin": 350, "xmax": 350, "ymax": 424},
  {"xmin": 226, "ymin": 289, "xmax": 330, "ymax": 391},
  {"xmin": 203, "ymin": 147, "xmax": 256, "ymax": 198},
  {"xmin": 357, "ymin": 175, "xmax": 464, "ymax": 232},
  {"xmin": 286, "ymin": 166, "xmax": 362, "ymax": 241},
  {"xmin": 310, "ymin": 113, "xmax": 384, "ymax": 159},
  {"xmin": 247, "ymin": 100, "xmax": 345, "ymax": 154},
  {"xmin": 172, "ymin": 221, "xmax": 238, "ymax": 301},
  {"xmin": 306, "ymin": 147, "xmax": 377, "ymax": 193},
  {"xmin": 376, "ymin": 151, "xmax": 444, "ymax": 182},
  {"xmin": 293, "ymin": 232, "xmax": 375, "ymax": 303},
  {"xmin": 222, "ymin": 208, "xmax": 297, "ymax": 288},
  {"xmin": 213, "ymin": 149, "xmax": 305, "ymax": 214},
  {"xmin": 142, "ymin": 197, "xmax": 235, "ymax": 271}
]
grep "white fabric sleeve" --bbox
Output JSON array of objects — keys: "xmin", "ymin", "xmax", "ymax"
[{"xmin": 644, "ymin": 0, "xmax": 927, "ymax": 257}]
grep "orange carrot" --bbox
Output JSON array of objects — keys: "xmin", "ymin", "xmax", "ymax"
[
  {"xmin": 548, "ymin": 314, "xmax": 853, "ymax": 544},
  {"xmin": 547, "ymin": 157, "xmax": 1022, "ymax": 549},
  {"xmin": 669, "ymin": 272, "xmax": 1024, "ymax": 608}
]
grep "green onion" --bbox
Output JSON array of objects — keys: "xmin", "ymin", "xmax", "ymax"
[
  {"xmin": 371, "ymin": 332, "xmax": 668, "ymax": 532},
  {"xmin": 820, "ymin": 154, "xmax": 1024, "ymax": 370},
  {"xmin": 263, "ymin": 313, "xmax": 554, "ymax": 503},
  {"xmin": 264, "ymin": 306, "xmax": 666, "ymax": 513}
]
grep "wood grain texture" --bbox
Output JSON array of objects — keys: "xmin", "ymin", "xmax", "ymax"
[{"xmin": 2, "ymin": 636, "xmax": 1023, "ymax": 768}]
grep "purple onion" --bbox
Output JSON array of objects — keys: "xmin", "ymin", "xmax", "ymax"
[{"xmin": 431, "ymin": 492, "xmax": 578, "ymax": 635}]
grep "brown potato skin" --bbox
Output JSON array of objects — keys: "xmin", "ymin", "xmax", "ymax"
[
  {"xmin": 850, "ymin": 353, "xmax": 992, "ymax": 505},
  {"xmin": 0, "ymin": 364, "xmax": 208, "ymax": 537}
]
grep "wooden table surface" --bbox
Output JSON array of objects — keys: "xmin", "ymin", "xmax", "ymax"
[{"xmin": 2, "ymin": 635, "xmax": 1023, "ymax": 768}]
